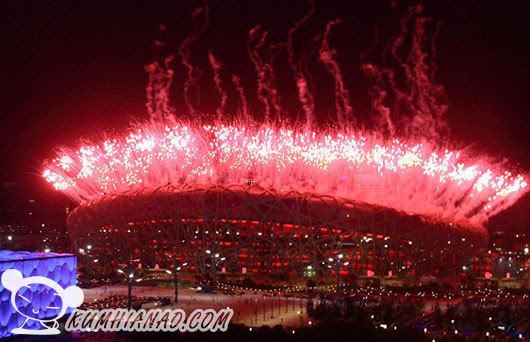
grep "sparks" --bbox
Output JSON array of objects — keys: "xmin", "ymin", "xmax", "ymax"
[
  {"xmin": 42, "ymin": 4, "xmax": 528, "ymax": 229},
  {"xmin": 43, "ymin": 122, "xmax": 527, "ymax": 226}
]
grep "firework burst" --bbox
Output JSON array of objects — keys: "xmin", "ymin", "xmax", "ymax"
[{"xmin": 43, "ymin": 3, "xmax": 528, "ymax": 229}]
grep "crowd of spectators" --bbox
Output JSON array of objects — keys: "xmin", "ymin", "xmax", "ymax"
[{"xmin": 306, "ymin": 293, "xmax": 530, "ymax": 339}]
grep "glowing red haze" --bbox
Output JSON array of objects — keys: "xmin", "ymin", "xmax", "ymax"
[{"xmin": 43, "ymin": 4, "xmax": 528, "ymax": 229}]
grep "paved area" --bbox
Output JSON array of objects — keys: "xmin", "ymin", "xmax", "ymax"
[{"xmin": 83, "ymin": 285, "xmax": 310, "ymax": 327}]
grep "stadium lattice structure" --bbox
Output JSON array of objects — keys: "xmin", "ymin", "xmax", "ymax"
[{"xmin": 69, "ymin": 184, "xmax": 487, "ymax": 281}]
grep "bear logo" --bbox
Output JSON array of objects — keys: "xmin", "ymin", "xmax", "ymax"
[{"xmin": 1, "ymin": 269, "xmax": 84, "ymax": 335}]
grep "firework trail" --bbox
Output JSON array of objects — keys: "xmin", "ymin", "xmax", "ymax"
[
  {"xmin": 390, "ymin": 4, "xmax": 447, "ymax": 139},
  {"xmin": 178, "ymin": 2, "xmax": 210, "ymax": 115},
  {"xmin": 319, "ymin": 19, "xmax": 354, "ymax": 125},
  {"xmin": 361, "ymin": 63, "xmax": 395, "ymax": 136},
  {"xmin": 145, "ymin": 55, "xmax": 174, "ymax": 122},
  {"xmin": 231, "ymin": 74, "xmax": 249, "ymax": 120},
  {"xmin": 287, "ymin": 0, "xmax": 316, "ymax": 126},
  {"xmin": 43, "ymin": 4, "xmax": 529, "ymax": 230},
  {"xmin": 361, "ymin": 26, "xmax": 395, "ymax": 136},
  {"xmin": 361, "ymin": 5, "xmax": 447, "ymax": 139},
  {"xmin": 247, "ymin": 25, "xmax": 283, "ymax": 122},
  {"xmin": 300, "ymin": 34, "xmax": 324, "ymax": 117},
  {"xmin": 408, "ymin": 13, "xmax": 448, "ymax": 138},
  {"xmin": 207, "ymin": 50, "xmax": 228, "ymax": 119},
  {"xmin": 248, "ymin": 26, "xmax": 270, "ymax": 120}
]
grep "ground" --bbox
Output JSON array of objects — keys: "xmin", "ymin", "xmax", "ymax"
[{"xmin": 83, "ymin": 285, "xmax": 310, "ymax": 328}]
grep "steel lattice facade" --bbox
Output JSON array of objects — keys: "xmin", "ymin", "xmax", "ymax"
[{"xmin": 68, "ymin": 185, "xmax": 488, "ymax": 280}]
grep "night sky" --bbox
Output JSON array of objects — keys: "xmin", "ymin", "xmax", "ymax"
[{"xmin": 0, "ymin": 0, "xmax": 529, "ymax": 232}]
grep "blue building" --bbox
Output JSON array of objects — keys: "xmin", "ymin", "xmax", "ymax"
[{"xmin": 0, "ymin": 250, "xmax": 78, "ymax": 338}]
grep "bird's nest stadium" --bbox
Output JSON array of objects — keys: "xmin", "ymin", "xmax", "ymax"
[{"xmin": 67, "ymin": 184, "xmax": 488, "ymax": 281}]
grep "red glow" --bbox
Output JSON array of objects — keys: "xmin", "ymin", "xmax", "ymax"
[
  {"xmin": 43, "ymin": 122, "xmax": 527, "ymax": 227},
  {"xmin": 42, "ymin": 4, "xmax": 528, "ymax": 231}
]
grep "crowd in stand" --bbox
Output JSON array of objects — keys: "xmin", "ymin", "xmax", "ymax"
[{"xmin": 306, "ymin": 294, "xmax": 530, "ymax": 339}]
